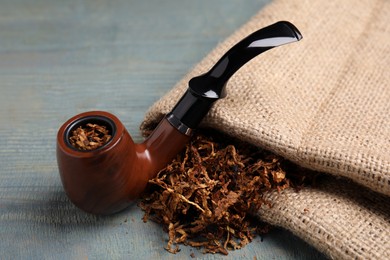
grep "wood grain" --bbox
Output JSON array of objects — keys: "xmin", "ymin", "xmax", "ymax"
[{"xmin": 0, "ymin": 0, "xmax": 326, "ymax": 258}]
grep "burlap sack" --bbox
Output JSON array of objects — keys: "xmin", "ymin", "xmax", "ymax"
[{"xmin": 141, "ymin": 0, "xmax": 390, "ymax": 258}]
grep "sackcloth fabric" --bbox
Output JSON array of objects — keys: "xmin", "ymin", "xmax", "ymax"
[{"xmin": 141, "ymin": 0, "xmax": 390, "ymax": 258}]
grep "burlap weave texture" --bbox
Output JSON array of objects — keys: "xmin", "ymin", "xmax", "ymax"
[{"xmin": 142, "ymin": 0, "xmax": 390, "ymax": 258}]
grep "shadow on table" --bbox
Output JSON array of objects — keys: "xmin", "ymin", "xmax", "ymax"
[
  {"xmin": 42, "ymin": 188, "xmax": 137, "ymax": 228},
  {"xmin": 261, "ymin": 227, "xmax": 328, "ymax": 259}
]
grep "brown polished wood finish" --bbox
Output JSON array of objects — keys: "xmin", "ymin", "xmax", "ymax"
[{"xmin": 56, "ymin": 111, "xmax": 190, "ymax": 215}]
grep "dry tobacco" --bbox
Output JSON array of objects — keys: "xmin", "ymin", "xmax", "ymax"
[
  {"xmin": 69, "ymin": 123, "xmax": 111, "ymax": 150},
  {"xmin": 139, "ymin": 131, "xmax": 313, "ymax": 255}
]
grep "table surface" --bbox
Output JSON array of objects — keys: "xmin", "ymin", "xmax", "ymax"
[{"xmin": 0, "ymin": 1, "xmax": 327, "ymax": 259}]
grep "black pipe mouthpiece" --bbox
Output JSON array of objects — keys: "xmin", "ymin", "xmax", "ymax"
[{"xmin": 169, "ymin": 21, "xmax": 302, "ymax": 131}]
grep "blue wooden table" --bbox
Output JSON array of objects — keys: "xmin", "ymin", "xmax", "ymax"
[{"xmin": 0, "ymin": 1, "xmax": 326, "ymax": 258}]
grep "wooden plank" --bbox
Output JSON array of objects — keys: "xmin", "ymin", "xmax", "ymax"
[{"xmin": 0, "ymin": 0, "xmax": 326, "ymax": 258}]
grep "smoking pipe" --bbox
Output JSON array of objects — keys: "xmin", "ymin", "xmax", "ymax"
[{"xmin": 56, "ymin": 21, "xmax": 302, "ymax": 215}]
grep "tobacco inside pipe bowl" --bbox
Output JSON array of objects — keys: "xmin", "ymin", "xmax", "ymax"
[
  {"xmin": 56, "ymin": 21, "xmax": 302, "ymax": 215},
  {"xmin": 64, "ymin": 115, "xmax": 116, "ymax": 151}
]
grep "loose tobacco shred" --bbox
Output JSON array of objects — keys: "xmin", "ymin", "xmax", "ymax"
[
  {"xmin": 139, "ymin": 131, "xmax": 314, "ymax": 255},
  {"xmin": 69, "ymin": 123, "xmax": 111, "ymax": 150}
]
